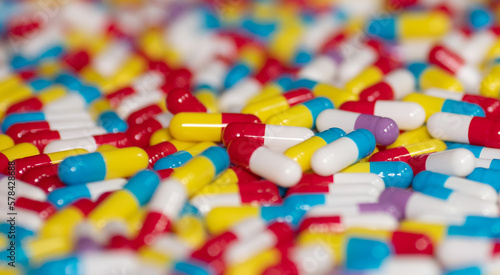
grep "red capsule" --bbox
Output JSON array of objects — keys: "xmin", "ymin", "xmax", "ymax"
[
  {"xmin": 6, "ymin": 97, "xmax": 44, "ymax": 114},
  {"xmin": 166, "ymin": 88, "xmax": 207, "ymax": 114},
  {"xmin": 16, "ymin": 197, "xmax": 56, "ymax": 219},
  {"xmin": 126, "ymin": 104, "xmax": 163, "ymax": 126}
]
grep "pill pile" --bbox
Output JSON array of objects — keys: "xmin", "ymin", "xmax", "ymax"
[{"xmin": 3, "ymin": 0, "xmax": 500, "ymax": 274}]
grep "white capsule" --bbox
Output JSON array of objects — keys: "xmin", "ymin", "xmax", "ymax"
[
  {"xmin": 148, "ymin": 179, "xmax": 187, "ymax": 221},
  {"xmin": 193, "ymin": 60, "xmax": 228, "ymax": 90},
  {"xmin": 424, "ymin": 88, "xmax": 465, "ymax": 101},
  {"xmin": 333, "ymin": 173, "xmax": 385, "ymax": 191},
  {"xmin": 262, "ymin": 125, "xmax": 315, "ymax": 153},
  {"xmin": 0, "ymin": 176, "xmax": 46, "ymax": 201},
  {"xmin": 437, "ymin": 237, "xmax": 494, "ymax": 268},
  {"xmin": 46, "ymin": 120, "xmax": 97, "ymax": 131},
  {"xmin": 373, "ymin": 101, "xmax": 426, "ymax": 130},
  {"xmin": 291, "ymin": 244, "xmax": 335, "ymax": 275},
  {"xmin": 298, "ymin": 55, "xmax": 337, "ymax": 83},
  {"xmin": 441, "ymin": 177, "xmax": 497, "ymax": 202},
  {"xmin": 424, "ymin": 149, "xmax": 476, "ymax": 177},
  {"xmin": 190, "ymin": 193, "xmax": 242, "ymax": 215},
  {"xmin": 219, "ymin": 78, "xmax": 262, "ymax": 113},
  {"xmin": 383, "ymin": 69, "xmax": 415, "ymax": 100},
  {"xmin": 337, "ymin": 42, "xmax": 378, "ymax": 84},
  {"xmin": 427, "ymin": 112, "xmax": 472, "ymax": 143},
  {"xmin": 150, "ymin": 234, "xmax": 193, "ymax": 259},
  {"xmin": 43, "ymin": 93, "xmax": 87, "ymax": 112},
  {"xmin": 369, "ymin": 256, "xmax": 441, "ymax": 275},
  {"xmin": 249, "ymin": 146, "xmax": 302, "ymax": 187},
  {"xmin": 116, "ymin": 89, "xmax": 164, "ymax": 118}
]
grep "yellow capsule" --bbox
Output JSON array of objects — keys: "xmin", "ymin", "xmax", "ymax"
[
  {"xmin": 209, "ymin": 167, "xmax": 244, "ymax": 187},
  {"xmin": 400, "ymin": 11, "xmax": 450, "ymax": 40},
  {"xmin": 104, "ymin": 147, "xmax": 150, "ymax": 179},
  {"xmin": 195, "ymin": 89, "xmax": 219, "ymax": 113},
  {"xmin": 269, "ymin": 23, "xmax": 303, "ymax": 63},
  {"xmin": 37, "ymin": 85, "xmax": 67, "ymax": 105},
  {"xmin": 284, "ymin": 136, "xmax": 329, "ymax": 172},
  {"xmin": 150, "ymin": 128, "xmax": 172, "ymax": 145},
  {"xmin": 173, "ymin": 216, "xmax": 207, "ymax": 249},
  {"xmin": 196, "ymin": 182, "xmax": 240, "ymax": 196},
  {"xmin": 110, "ymin": 55, "xmax": 147, "ymax": 92},
  {"xmin": 403, "ymin": 93, "xmax": 446, "ymax": 120},
  {"xmin": 242, "ymin": 92, "xmax": 300, "ymax": 122},
  {"xmin": 312, "ymin": 83, "xmax": 358, "ymax": 108},
  {"xmin": 247, "ymin": 82, "xmax": 286, "ymax": 105},
  {"xmin": 297, "ymin": 232, "xmax": 344, "ymax": 264},
  {"xmin": 163, "ymin": 46, "xmax": 183, "ymax": 69},
  {"xmin": 0, "ymin": 86, "xmax": 33, "ymax": 118},
  {"xmin": 37, "ymin": 61, "xmax": 62, "ymax": 77},
  {"xmin": 88, "ymin": 98, "xmax": 112, "ymax": 120},
  {"xmin": 80, "ymin": 67, "xmax": 106, "ymax": 90},
  {"xmin": 0, "ymin": 265, "xmax": 21, "ymax": 275},
  {"xmin": 420, "ymin": 67, "xmax": 464, "ymax": 92},
  {"xmin": 0, "ymin": 75, "xmax": 24, "ymax": 91},
  {"xmin": 1, "ymin": 143, "xmax": 39, "ymax": 161},
  {"xmin": 138, "ymin": 247, "xmax": 172, "ymax": 267},
  {"xmin": 168, "ymin": 113, "xmax": 259, "ymax": 142},
  {"xmin": 171, "ymin": 157, "xmax": 215, "ymax": 196},
  {"xmin": 480, "ymin": 64, "xmax": 500, "ymax": 98},
  {"xmin": 0, "ymin": 135, "xmax": 14, "ymax": 151},
  {"xmin": 127, "ymin": 208, "xmax": 147, "ymax": 235},
  {"xmin": 240, "ymin": 45, "xmax": 267, "ymax": 71},
  {"xmin": 139, "ymin": 29, "xmax": 167, "ymax": 61},
  {"xmin": 96, "ymin": 144, "xmax": 118, "ymax": 152},
  {"xmin": 47, "ymin": 148, "xmax": 89, "ymax": 163},
  {"xmin": 225, "ymin": 248, "xmax": 282, "ymax": 275},
  {"xmin": 387, "ymin": 126, "xmax": 431, "ymax": 149},
  {"xmin": 485, "ymin": 40, "xmax": 500, "ymax": 61},
  {"xmin": 266, "ymin": 104, "xmax": 314, "ymax": 128},
  {"xmin": 39, "ymin": 207, "xmax": 86, "ymax": 240},
  {"xmin": 89, "ymin": 190, "xmax": 141, "ymax": 229},
  {"xmin": 345, "ymin": 67, "xmax": 385, "ymax": 95},
  {"xmin": 405, "ymin": 139, "xmax": 447, "ymax": 156},
  {"xmin": 26, "ymin": 236, "xmax": 73, "ymax": 265},
  {"xmin": 399, "ymin": 220, "xmax": 446, "ymax": 244},
  {"xmin": 205, "ymin": 206, "xmax": 260, "ymax": 235}
]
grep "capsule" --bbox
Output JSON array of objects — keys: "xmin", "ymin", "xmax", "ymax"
[
  {"xmin": 340, "ymin": 100, "xmax": 426, "ymax": 130},
  {"xmin": 153, "ymin": 141, "xmax": 215, "ymax": 170},
  {"xmin": 166, "ymin": 88, "xmax": 207, "ymax": 114},
  {"xmin": 429, "ymin": 44, "xmax": 481, "ymax": 92},
  {"xmin": 191, "ymin": 180, "xmax": 282, "ymax": 214},
  {"xmin": 419, "ymin": 186, "xmax": 498, "ymax": 217},
  {"xmin": 342, "ymin": 161, "xmax": 414, "ymax": 188},
  {"xmin": 298, "ymin": 212, "xmax": 398, "ymax": 233},
  {"xmin": 0, "ymin": 143, "xmax": 40, "ymax": 173},
  {"xmin": 133, "ymin": 147, "xmax": 229, "ymax": 247},
  {"xmin": 476, "ymin": 158, "xmax": 500, "ymax": 170},
  {"xmin": 222, "ymin": 122, "xmax": 314, "ymax": 153},
  {"xmin": 407, "ymin": 149, "xmax": 476, "ymax": 177},
  {"xmin": 316, "ymin": 109, "xmax": 399, "ymax": 145},
  {"xmin": 336, "ymin": 39, "xmax": 382, "ymax": 84},
  {"xmin": 381, "ymin": 187, "xmax": 473, "ymax": 220},
  {"xmin": 289, "ymin": 78, "xmax": 358, "ymax": 108},
  {"xmin": 228, "ymin": 137, "xmax": 302, "ymax": 187},
  {"xmin": 438, "ymin": 237, "xmax": 500, "ymax": 268},
  {"xmin": 480, "ymin": 64, "xmax": 500, "ymax": 98},
  {"xmin": 1, "ymin": 110, "xmax": 92, "ymax": 133},
  {"xmin": 223, "ymin": 44, "xmax": 266, "ymax": 88},
  {"xmin": 283, "ymin": 128, "xmax": 346, "ymax": 172},
  {"xmin": 126, "ymin": 111, "xmax": 173, "ymax": 148},
  {"xmin": 388, "ymin": 127, "xmax": 431, "ymax": 150},
  {"xmin": 144, "ymin": 140, "xmax": 196, "ymax": 167},
  {"xmin": 366, "ymin": 10, "xmax": 450, "ymax": 40},
  {"xmin": 428, "ymin": 112, "xmax": 500, "ymax": 149},
  {"xmin": 466, "ymin": 168, "xmax": 500, "ymax": 192},
  {"xmin": 265, "ymin": 97, "xmax": 333, "ymax": 129},
  {"xmin": 58, "ymin": 147, "xmax": 149, "ymax": 185},
  {"xmin": 47, "ymin": 178, "xmax": 127, "ymax": 208},
  {"xmin": 408, "ymin": 62, "xmax": 464, "ymax": 92},
  {"xmin": 0, "ymin": 175, "xmax": 46, "ymax": 201},
  {"xmin": 359, "ymin": 69, "xmax": 415, "ymax": 101},
  {"xmin": 42, "ymin": 132, "xmax": 131, "ymax": 153},
  {"xmin": 88, "ymin": 170, "xmax": 160, "ymax": 229},
  {"xmin": 424, "ymin": 88, "xmax": 500, "ymax": 119},
  {"xmin": 168, "ymin": 112, "xmax": 261, "ymax": 142},
  {"xmin": 39, "ymin": 199, "xmax": 96, "ymax": 239},
  {"xmin": 6, "ymin": 119, "xmax": 99, "ymax": 140},
  {"xmin": 413, "ymin": 171, "xmax": 497, "ymax": 202},
  {"xmin": 369, "ymin": 139, "xmax": 447, "ymax": 162},
  {"xmin": 405, "ymin": 93, "xmax": 486, "ymax": 121},
  {"xmin": 13, "ymin": 148, "xmax": 87, "ymax": 179},
  {"xmin": 344, "ymin": 56, "xmax": 400, "ymax": 95},
  {"xmin": 241, "ymin": 88, "xmax": 314, "ymax": 122},
  {"xmin": 0, "ymin": 134, "xmax": 14, "ymax": 151},
  {"xmin": 311, "ymin": 129, "xmax": 376, "ymax": 176},
  {"xmin": 446, "ymin": 143, "xmax": 500, "ymax": 159}
]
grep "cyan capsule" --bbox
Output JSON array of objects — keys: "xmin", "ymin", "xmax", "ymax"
[
  {"xmin": 468, "ymin": 5, "xmax": 494, "ymax": 30},
  {"xmin": 404, "ymin": 93, "xmax": 486, "ymax": 120},
  {"xmin": 47, "ymin": 178, "xmax": 127, "ymax": 208},
  {"xmin": 342, "ymin": 161, "xmax": 414, "ymax": 188},
  {"xmin": 467, "ymin": 168, "xmax": 500, "ymax": 192},
  {"xmin": 345, "ymin": 237, "xmax": 391, "ymax": 270},
  {"xmin": 446, "ymin": 143, "xmax": 500, "ymax": 159},
  {"xmin": 98, "ymin": 110, "xmax": 128, "ymax": 133},
  {"xmin": 311, "ymin": 129, "xmax": 376, "ymax": 176},
  {"xmin": 413, "ymin": 171, "xmax": 497, "ymax": 202},
  {"xmin": 58, "ymin": 147, "xmax": 149, "ymax": 185},
  {"xmin": 88, "ymin": 170, "xmax": 160, "ymax": 229},
  {"xmin": 153, "ymin": 142, "xmax": 215, "ymax": 170}
]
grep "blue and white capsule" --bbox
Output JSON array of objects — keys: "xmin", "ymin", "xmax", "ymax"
[
  {"xmin": 311, "ymin": 129, "xmax": 376, "ymax": 176},
  {"xmin": 265, "ymin": 97, "xmax": 334, "ymax": 128},
  {"xmin": 413, "ymin": 171, "xmax": 498, "ymax": 202}
]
